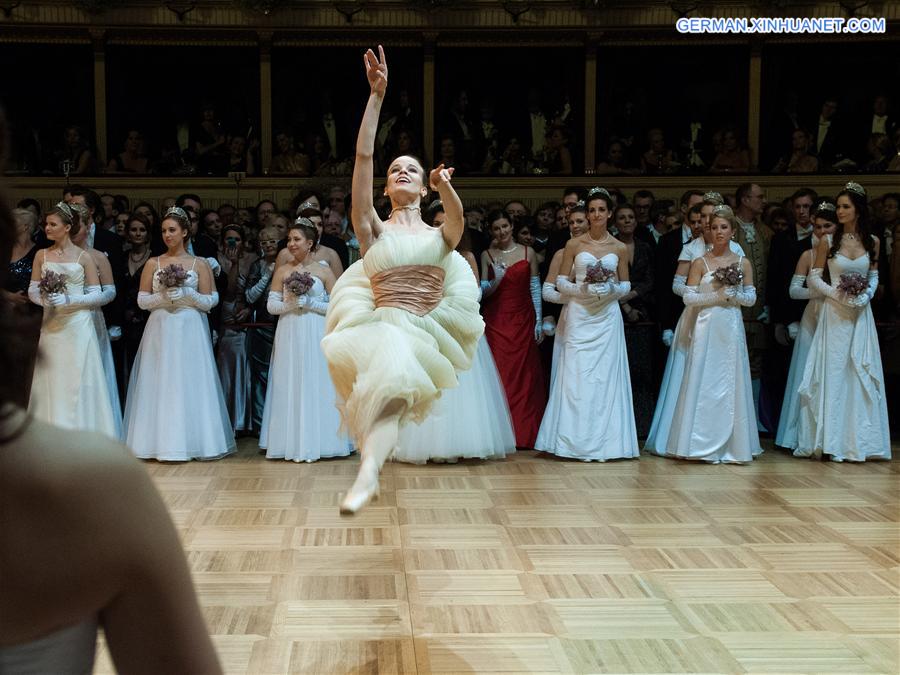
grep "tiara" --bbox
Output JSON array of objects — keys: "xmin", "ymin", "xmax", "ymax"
[
  {"xmin": 703, "ymin": 191, "xmax": 724, "ymax": 205},
  {"xmin": 572, "ymin": 199, "xmax": 586, "ymax": 208},
  {"xmin": 164, "ymin": 206, "xmax": 189, "ymax": 221},
  {"xmin": 844, "ymin": 181, "xmax": 866, "ymax": 197},
  {"xmin": 713, "ymin": 204, "xmax": 734, "ymax": 217},
  {"xmin": 55, "ymin": 201, "xmax": 75, "ymax": 221},
  {"xmin": 297, "ymin": 200, "xmax": 320, "ymax": 213},
  {"xmin": 293, "ymin": 216, "xmax": 315, "ymax": 228},
  {"xmin": 587, "ymin": 187, "xmax": 610, "ymax": 199},
  {"xmin": 814, "ymin": 202, "xmax": 836, "ymax": 213}
]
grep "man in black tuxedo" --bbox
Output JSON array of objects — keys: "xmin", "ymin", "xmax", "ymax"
[
  {"xmin": 654, "ymin": 190, "xmax": 705, "ymax": 345},
  {"xmin": 810, "ymin": 97, "xmax": 846, "ymax": 169}
]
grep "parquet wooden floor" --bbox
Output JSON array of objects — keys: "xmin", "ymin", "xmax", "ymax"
[{"xmin": 95, "ymin": 439, "xmax": 899, "ymax": 674}]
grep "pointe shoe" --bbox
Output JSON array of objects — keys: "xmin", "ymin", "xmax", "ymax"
[{"xmin": 339, "ymin": 460, "xmax": 380, "ymax": 515}]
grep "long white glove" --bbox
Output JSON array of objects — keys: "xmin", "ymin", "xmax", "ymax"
[
  {"xmin": 137, "ymin": 291, "xmax": 168, "ymax": 311},
  {"xmin": 724, "ymin": 284, "xmax": 757, "ymax": 308},
  {"xmin": 788, "ymin": 274, "xmax": 811, "ymax": 300},
  {"xmin": 806, "ymin": 268, "xmax": 854, "ymax": 307},
  {"xmin": 54, "ymin": 285, "xmax": 105, "ymax": 310},
  {"xmin": 206, "ymin": 257, "xmax": 222, "ymax": 277},
  {"xmin": 297, "ymin": 293, "xmax": 330, "ymax": 316},
  {"xmin": 480, "ymin": 262, "xmax": 507, "ymax": 297},
  {"xmin": 245, "ymin": 267, "xmax": 273, "ymax": 304},
  {"xmin": 556, "ymin": 275, "xmax": 594, "ymax": 299},
  {"xmin": 672, "ymin": 274, "xmax": 687, "ymax": 298},
  {"xmin": 661, "ymin": 329, "xmax": 674, "ymax": 347},
  {"xmin": 98, "ymin": 284, "xmax": 116, "ymax": 306},
  {"xmin": 266, "ymin": 291, "xmax": 292, "ymax": 316},
  {"xmin": 27, "ymin": 281, "xmax": 45, "ymax": 307},
  {"xmin": 787, "ymin": 322, "xmax": 800, "ymax": 341},
  {"xmin": 542, "ymin": 281, "xmax": 563, "ymax": 304},
  {"xmin": 165, "ymin": 287, "xmax": 218, "ymax": 312},
  {"xmin": 849, "ymin": 270, "xmax": 879, "ymax": 308},
  {"xmin": 607, "ymin": 280, "xmax": 632, "ymax": 302},
  {"xmin": 530, "ymin": 276, "xmax": 542, "ymax": 343},
  {"xmin": 683, "ymin": 285, "xmax": 729, "ymax": 307}
]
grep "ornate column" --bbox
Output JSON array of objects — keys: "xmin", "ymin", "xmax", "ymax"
[
  {"xmin": 423, "ymin": 32, "xmax": 437, "ymax": 167},
  {"xmin": 583, "ymin": 34, "xmax": 600, "ymax": 172},
  {"xmin": 90, "ymin": 28, "xmax": 107, "ymax": 164},
  {"xmin": 748, "ymin": 42, "xmax": 762, "ymax": 171},
  {"xmin": 259, "ymin": 30, "xmax": 273, "ymax": 174}
]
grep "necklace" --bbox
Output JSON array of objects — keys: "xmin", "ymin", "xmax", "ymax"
[
  {"xmin": 390, "ymin": 205, "xmax": 421, "ymax": 217},
  {"xmin": 497, "ymin": 243, "xmax": 517, "ymax": 254},
  {"xmin": 589, "ymin": 231, "xmax": 611, "ymax": 244}
]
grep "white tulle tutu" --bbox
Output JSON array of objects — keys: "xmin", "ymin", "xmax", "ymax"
[{"xmin": 394, "ymin": 335, "xmax": 516, "ymax": 463}]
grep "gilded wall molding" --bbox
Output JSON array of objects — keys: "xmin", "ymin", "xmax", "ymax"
[{"xmin": 1, "ymin": 1, "xmax": 897, "ymax": 35}]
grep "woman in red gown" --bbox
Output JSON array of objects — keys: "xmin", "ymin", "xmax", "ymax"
[{"xmin": 480, "ymin": 209, "xmax": 547, "ymax": 447}]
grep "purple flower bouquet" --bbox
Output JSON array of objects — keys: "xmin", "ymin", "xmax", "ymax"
[
  {"xmin": 158, "ymin": 263, "xmax": 188, "ymax": 288},
  {"xmin": 38, "ymin": 269, "xmax": 68, "ymax": 296},
  {"xmin": 713, "ymin": 263, "xmax": 744, "ymax": 286},
  {"xmin": 584, "ymin": 261, "xmax": 616, "ymax": 284},
  {"xmin": 284, "ymin": 271, "xmax": 314, "ymax": 296},
  {"xmin": 837, "ymin": 272, "xmax": 867, "ymax": 297}
]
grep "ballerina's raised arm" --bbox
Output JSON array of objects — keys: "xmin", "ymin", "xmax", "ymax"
[{"xmin": 352, "ymin": 45, "xmax": 388, "ymax": 256}]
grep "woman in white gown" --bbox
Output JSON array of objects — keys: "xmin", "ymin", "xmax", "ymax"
[
  {"xmin": 27, "ymin": 203, "xmax": 118, "ymax": 438},
  {"xmin": 70, "ymin": 212, "xmax": 123, "ymax": 438},
  {"xmin": 798, "ymin": 182, "xmax": 890, "ymax": 461},
  {"xmin": 775, "ymin": 202, "xmax": 837, "ymax": 451},
  {"xmin": 666, "ymin": 205, "xmax": 761, "ymax": 463},
  {"xmin": 124, "ymin": 207, "xmax": 235, "ymax": 461},
  {"xmin": 645, "ymin": 195, "xmax": 745, "ymax": 455},
  {"xmin": 395, "ymin": 205, "xmax": 516, "ymax": 464},
  {"xmin": 260, "ymin": 218, "xmax": 352, "ymax": 462},
  {"xmin": 536, "ymin": 187, "xmax": 638, "ymax": 461}
]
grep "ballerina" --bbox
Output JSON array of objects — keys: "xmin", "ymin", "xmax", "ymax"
[
  {"xmin": 797, "ymin": 182, "xmax": 890, "ymax": 461},
  {"xmin": 321, "ymin": 46, "xmax": 483, "ymax": 513}
]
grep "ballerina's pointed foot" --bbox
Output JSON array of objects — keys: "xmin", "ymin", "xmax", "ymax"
[{"xmin": 339, "ymin": 459, "xmax": 380, "ymax": 515}]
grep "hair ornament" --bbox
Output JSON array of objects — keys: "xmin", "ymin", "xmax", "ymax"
[
  {"xmin": 814, "ymin": 201, "xmax": 836, "ymax": 214},
  {"xmin": 712, "ymin": 204, "xmax": 735, "ymax": 218},
  {"xmin": 587, "ymin": 187, "xmax": 610, "ymax": 199},
  {"xmin": 293, "ymin": 216, "xmax": 315, "ymax": 229},
  {"xmin": 844, "ymin": 181, "xmax": 866, "ymax": 197},
  {"xmin": 164, "ymin": 206, "xmax": 190, "ymax": 221},
  {"xmin": 54, "ymin": 201, "xmax": 75, "ymax": 222},
  {"xmin": 297, "ymin": 200, "xmax": 320, "ymax": 214},
  {"xmin": 703, "ymin": 191, "xmax": 724, "ymax": 205}
]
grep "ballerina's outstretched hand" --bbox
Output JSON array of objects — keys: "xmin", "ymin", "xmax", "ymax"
[
  {"xmin": 429, "ymin": 163, "xmax": 455, "ymax": 190},
  {"xmin": 364, "ymin": 45, "xmax": 388, "ymax": 96}
]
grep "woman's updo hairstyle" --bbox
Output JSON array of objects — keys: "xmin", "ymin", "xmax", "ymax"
[
  {"xmin": 162, "ymin": 205, "xmax": 190, "ymax": 232},
  {"xmin": 48, "ymin": 201, "xmax": 82, "ymax": 238},
  {"xmin": 586, "ymin": 186, "xmax": 614, "ymax": 212},
  {"xmin": 290, "ymin": 217, "xmax": 319, "ymax": 251},
  {"xmin": 711, "ymin": 204, "xmax": 738, "ymax": 229}
]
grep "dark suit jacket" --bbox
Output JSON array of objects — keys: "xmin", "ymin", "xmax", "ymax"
[
  {"xmin": 654, "ymin": 227, "xmax": 691, "ymax": 331},
  {"xmin": 767, "ymin": 228, "xmax": 813, "ymax": 326}
]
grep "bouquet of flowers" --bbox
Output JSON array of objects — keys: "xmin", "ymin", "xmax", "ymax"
[
  {"xmin": 713, "ymin": 263, "xmax": 744, "ymax": 286},
  {"xmin": 837, "ymin": 272, "xmax": 867, "ymax": 297},
  {"xmin": 584, "ymin": 261, "xmax": 616, "ymax": 284},
  {"xmin": 284, "ymin": 271, "xmax": 314, "ymax": 296},
  {"xmin": 157, "ymin": 263, "xmax": 188, "ymax": 288},
  {"xmin": 38, "ymin": 269, "xmax": 68, "ymax": 296}
]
